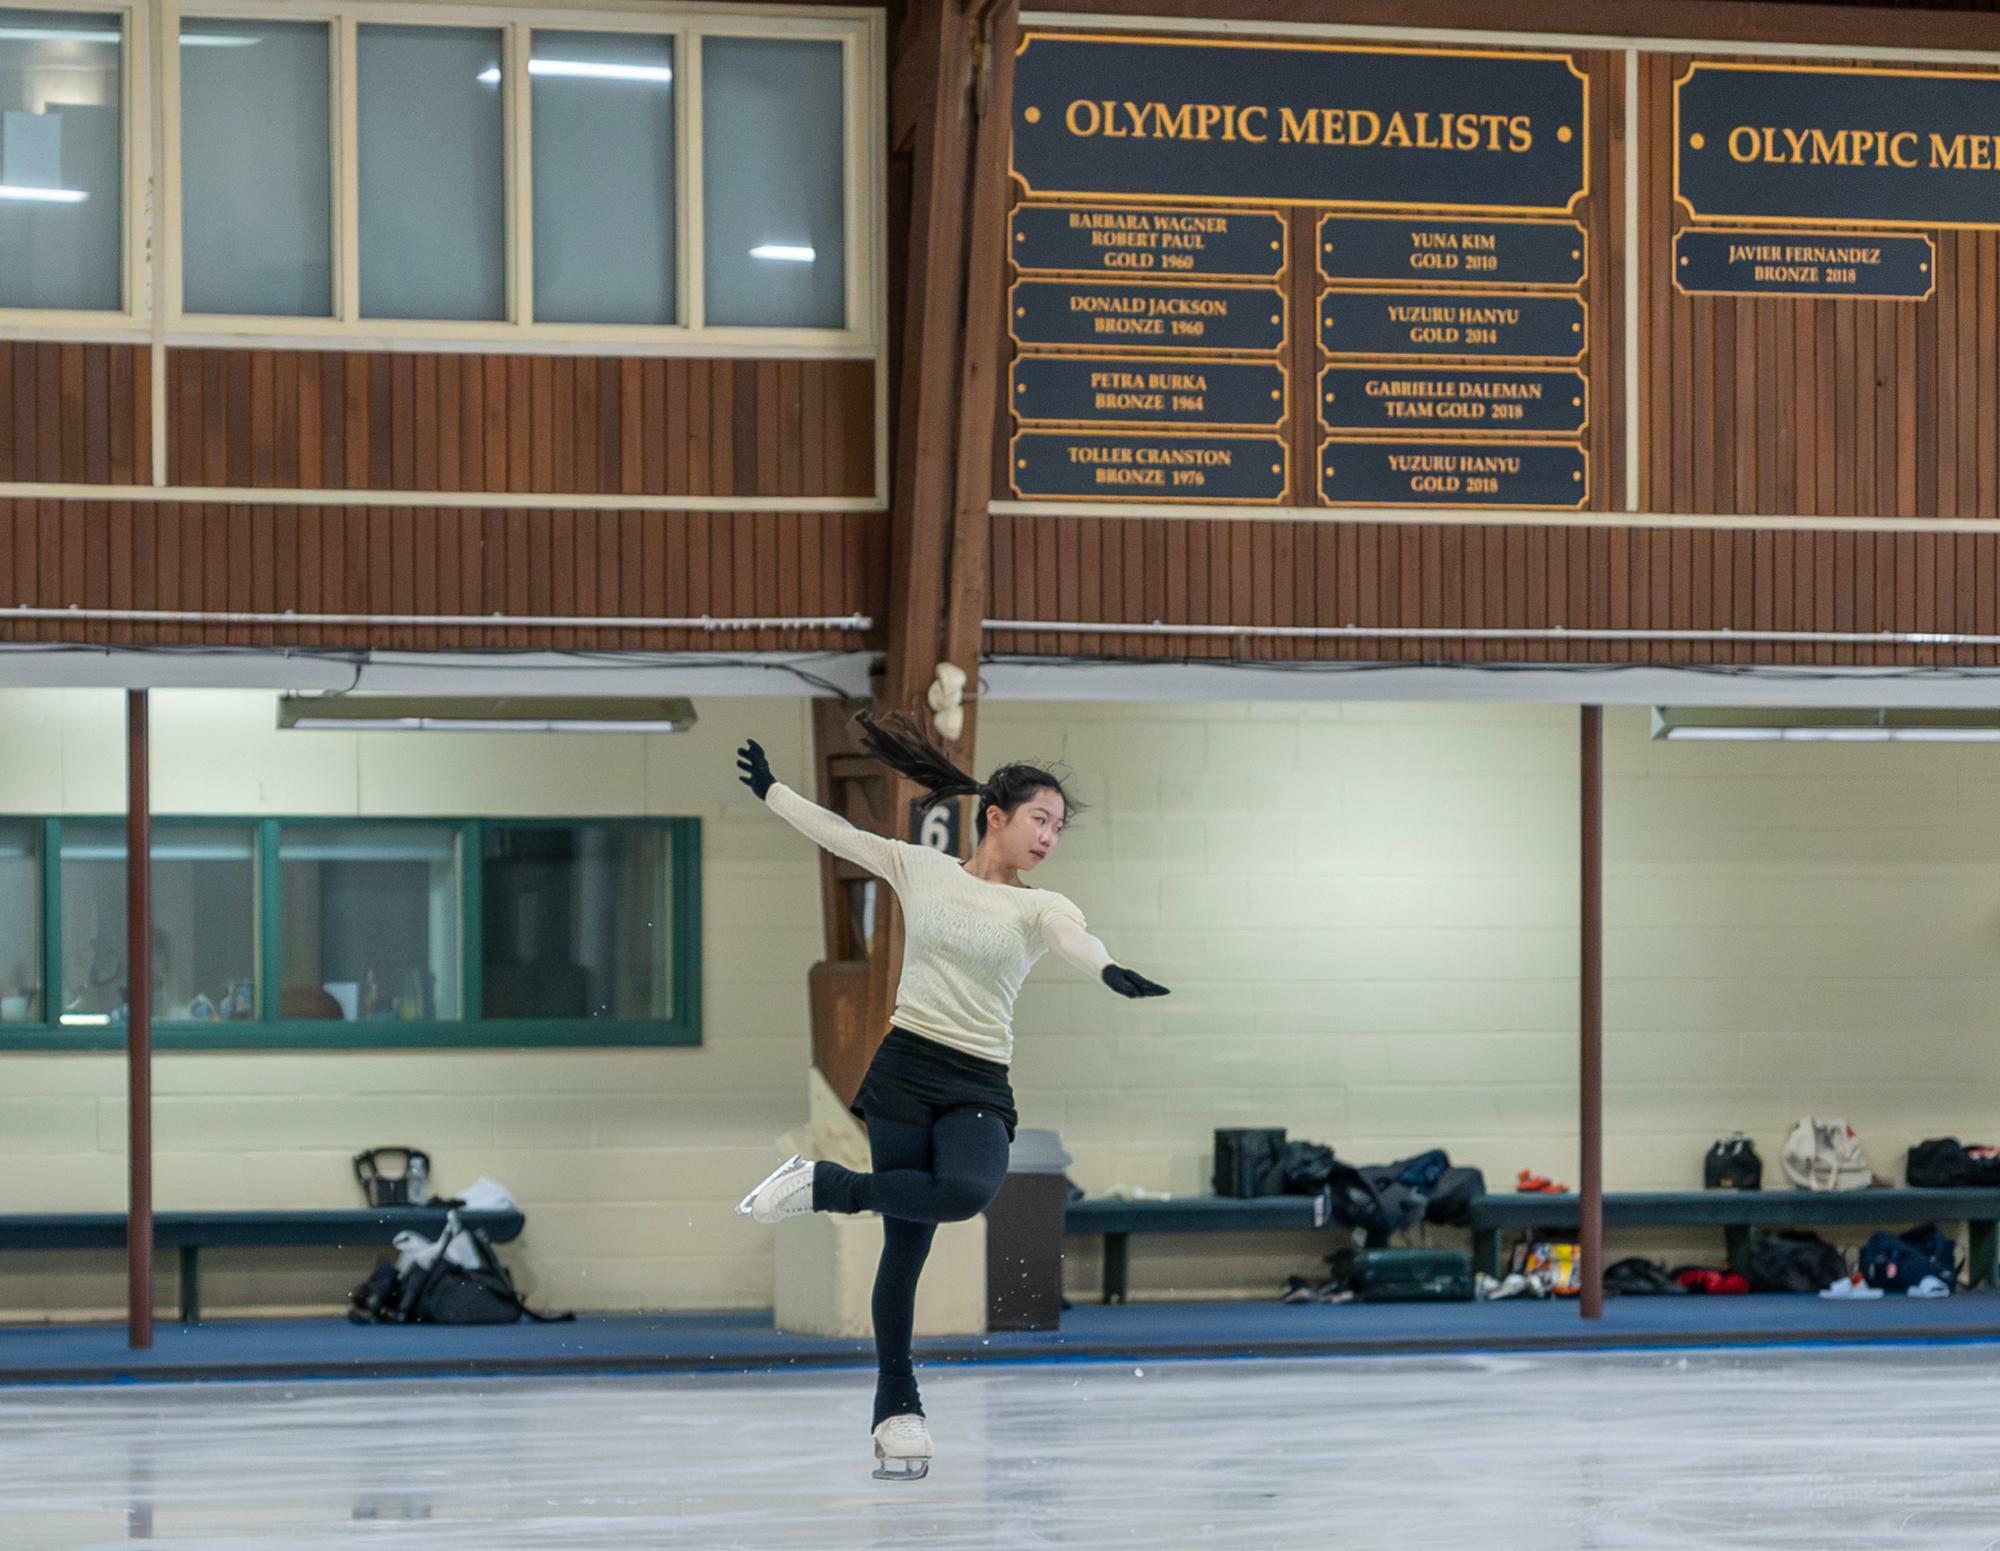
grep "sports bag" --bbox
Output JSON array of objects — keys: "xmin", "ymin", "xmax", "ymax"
[
  {"xmin": 1906, "ymin": 1138, "xmax": 2000, "ymax": 1190},
  {"xmin": 1213, "ymin": 1128, "xmax": 1287, "ymax": 1198},
  {"xmin": 1860, "ymin": 1225, "xmax": 1960, "ymax": 1294},
  {"xmin": 1605, "ymin": 1257, "xmax": 1686, "ymax": 1296},
  {"xmin": 349, "ymin": 1211, "xmax": 573, "ymax": 1326},
  {"xmin": 1744, "ymin": 1230, "xmax": 1848, "ymax": 1294},
  {"xmin": 1704, "ymin": 1134, "xmax": 1762, "ymax": 1191},
  {"xmin": 1325, "ymin": 1247, "xmax": 1474, "ymax": 1303},
  {"xmin": 1781, "ymin": 1118, "xmax": 1874, "ymax": 1192}
]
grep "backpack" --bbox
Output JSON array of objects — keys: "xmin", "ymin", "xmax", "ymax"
[
  {"xmin": 1704, "ymin": 1134, "xmax": 1762, "ymax": 1191},
  {"xmin": 1781, "ymin": 1118, "xmax": 1874, "ymax": 1192},
  {"xmin": 348, "ymin": 1212, "xmax": 573, "ymax": 1327},
  {"xmin": 1275, "ymin": 1140, "xmax": 1338, "ymax": 1195},
  {"xmin": 1906, "ymin": 1138, "xmax": 2000, "ymax": 1190},
  {"xmin": 1860, "ymin": 1225, "xmax": 1961, "ymax": 1294},
  {"xmin": 1744, "ymin": 1230, "xmax": 1849, "ymax": 1294}
]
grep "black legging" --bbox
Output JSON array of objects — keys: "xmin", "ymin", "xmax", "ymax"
[{"xmin": 811, "ymin": 1107, "xmax": 1012, "ymax": 1429}]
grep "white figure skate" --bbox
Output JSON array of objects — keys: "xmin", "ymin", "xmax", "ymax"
[
  {"xmin": 872, "ymin": 1413, "xmax": 932, "ymax": 1481},
  {"xmin": 734, "ymin": 1154, "xmax": 817, "ymax": 1224}
]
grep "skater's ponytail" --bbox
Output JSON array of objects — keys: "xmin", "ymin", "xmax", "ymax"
[{"xmin": 853, "ymin": 710, "xmax": 1085, "ymax": 841}]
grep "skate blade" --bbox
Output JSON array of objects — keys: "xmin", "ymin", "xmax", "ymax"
[{"xmin": 872, "ymin": 1459, "xmax": 929, "ymax": 1482}]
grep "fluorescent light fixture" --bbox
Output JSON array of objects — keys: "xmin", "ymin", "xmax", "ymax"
[
  {"xmin": 530, "ymin": 58, "xmax": 672, "ymax": 83},
  {"xmin": 479, "ymin": 59, "xmax": 671, "ymax": 85},
  {"xmin": 0, "ymin": 184, "xmax": 87, "ymax": 203},
  {"xmin": 60, "ymin": 1013, "xmax": 112, "ymax": 1027},
  {"xmin": 278, "ymin": 694, "xmax": 698, "ymax": 733},
  {"xmin": 1653, "ymin": 706, "xmax": 2000, "ymax": 743},
  {"xmin": 178, "ymin": 33, "xmax": 262, "ymax": 47},
  {"xmin": 0, "ymin": 26, "xmax": 118, "ymax": 42},
  {"xmin": 751, "ymin": 243, "xmax": 816, "ymax": 263}
]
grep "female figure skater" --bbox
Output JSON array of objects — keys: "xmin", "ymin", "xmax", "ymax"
[{"xmin": 732, "ymin": 714, "xmax": 1169, "ymax": 1481}]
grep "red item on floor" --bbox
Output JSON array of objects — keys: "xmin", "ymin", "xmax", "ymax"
[{"xmin": 1674, "ymin": 1268, "xmax": 1750, "ymax": 1296}]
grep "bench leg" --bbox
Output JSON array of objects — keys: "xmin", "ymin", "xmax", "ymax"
[
  {"xmin": 180, "ymin": 1247, "xmax": 200, "ymax": 1324},
  {"xmin": 1724, "ymin": 1225, "xmax": 1751, "ymax": 1276},
  {"xmin": 1971, "ymin": 1221, "xmax": 1998, "ymax": 1289},
  {"xmin": 1103, "ymin": 1234, "xmax": 1129, "ymax": 1305},
  {"xmin": 1472, "ymin": 1230, "xmax": 1500, "ymax": 1279}
]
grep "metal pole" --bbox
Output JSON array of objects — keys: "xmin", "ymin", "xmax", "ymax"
[
  {"xmin": 126, "ymin": 689, "xmax": 153, "ymax": 1349},
  {"xmin": 1579, "ymin": 704, "xmax": 1604, "ymax": 1320}
]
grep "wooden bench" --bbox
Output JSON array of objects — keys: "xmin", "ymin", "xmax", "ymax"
[
  {"xmin": 1466, "ymin": 1189, "xmax": 2000, "ymax": 1285},
  {"xmin": 1065, "ymin": 1194, "xmax": 1335, "ymax": 1303},
  {"xmin": 0, "ymin": 1208, "xmax": 527, "ymax": 1323}
]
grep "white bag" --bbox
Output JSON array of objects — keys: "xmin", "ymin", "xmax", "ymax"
[{"xmin": 1782, "ymin": 1117, "xmax": 1874, "ymax": 1192}]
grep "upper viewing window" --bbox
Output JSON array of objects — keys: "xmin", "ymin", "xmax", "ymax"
[
  {"xmin": 0, "ymin": 8, "xmax": 125, "ymax": 313},
  {"xmin": 0, "ymin": 3, "xmax": 878, "ymax": 346}
]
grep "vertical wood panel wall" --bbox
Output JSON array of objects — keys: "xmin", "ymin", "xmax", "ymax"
[
  {"xmin": 0, "ymin": 344, "xmax": 151, "ymax": 486},
  {"xmin": 164, "ymin": 351, "xmax": 876, "ymax": 500}
]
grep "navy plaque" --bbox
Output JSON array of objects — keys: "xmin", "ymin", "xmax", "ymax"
[
  {"xmin": 1319, "ymin": 366, "xmax": 1587, "ymax": 435},
  {"xmin": 1672, "ymin": 228, "xmax": 1934, "ymax": 299},
  {"xmin": 1013, "ymin": 356, "xmax": 1286, "ymax": 429},
  {"xmin": 1012, "ymin": 279, "xmax": 1286, "ymax": 353},
  {"xmin": 1013, "ymin": 431, "xmax": 1289, "ymax": 502},
  {"xmin": 1318, "ymin": 215, "xmax": 1586, "ymax": 287},
  {"xmin": 1319, "ymin": 290, "xmax": 1586, "ymax": 360},
  {"xmin": 1013, "ymin": 32, "xmax": 1588, "ymax": 214},
  {"xmin": 1011, "ymin": 204, "xmax": 1286, "ymax": 279},
  {"xmin": 1677, "ymin": 61, "xmax": 2000, "ymax": 228},
  {"xmin": 1320, "ymin": 438, "xmax": 1588, "ymax": 507}
]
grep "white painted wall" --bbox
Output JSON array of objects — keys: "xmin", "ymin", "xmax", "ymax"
[{"xmin": 4, "ymin": 690, "xmax": 1998, "ymax": 1320}]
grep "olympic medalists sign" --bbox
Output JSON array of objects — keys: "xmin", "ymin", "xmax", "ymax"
[{"xmin": 1011, "ymin": 32, "xmax": 1588, "ymax": 215}]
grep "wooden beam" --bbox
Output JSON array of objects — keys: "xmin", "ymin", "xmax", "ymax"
[
  {"xmin": 1037, "ymin": 0, "xmax": 2000, "ymax": 52},
  {"xmin": 940, "ymin": 1, "xmax": 1020, "ymax": 753}
]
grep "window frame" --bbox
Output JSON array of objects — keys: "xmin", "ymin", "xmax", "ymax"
[
  {"xmin": 0, "ymin": 0, "xmax": 151, "ymax": 327},
  {"xmin": 150, "ymin": 0, "xmax": 877, "ymax": 351},
  {"xmin": 0, "ymin": 812, "xmax": 703, "ymax": 1050}
]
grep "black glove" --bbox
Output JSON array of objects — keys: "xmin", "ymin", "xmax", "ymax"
[
  {"xmin": 736, "ymin": 739, "xmax": 774, "ymax": 801},
  {"xmin": 1102, "ymin": 964, "xmax": 1170, "ymax": 999}
]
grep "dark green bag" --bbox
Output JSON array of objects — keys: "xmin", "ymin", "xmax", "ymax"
[{"xmin": 1326, "ymin": 1246, "xmax": 1475, "ymax": 1303}]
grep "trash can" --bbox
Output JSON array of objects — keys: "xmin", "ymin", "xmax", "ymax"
[{"xmin": 983, "ymin": 1128, "xmax": 1071, "ymax": 1331}]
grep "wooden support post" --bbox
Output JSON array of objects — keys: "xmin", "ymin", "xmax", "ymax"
[
  {"xmin": 126, "ymin": 689, "xmax": 154, "ymax": 1349},
  {"xmin": 1579, "ymin": 704, "xmax": 1604, "ymax": 1320}
]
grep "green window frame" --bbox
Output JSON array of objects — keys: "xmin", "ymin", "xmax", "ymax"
[{"xmin": 0, "ymin": 814, "xmax": 701, "ymax": 1051}]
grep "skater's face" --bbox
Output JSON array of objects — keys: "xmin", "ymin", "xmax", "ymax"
[{"xmin": 984, "ymin": 786, "xmax": 1066, "ymax": 872}]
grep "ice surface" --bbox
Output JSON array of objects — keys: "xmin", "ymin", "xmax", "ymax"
[{"xmin": 4, "ymin": 1347, "xmax": 2000, "ymax": 1549}]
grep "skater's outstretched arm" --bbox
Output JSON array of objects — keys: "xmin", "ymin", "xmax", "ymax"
[
  {"xmin": 738, "ymin": 739, "xmax": 906, "ymax": 882},
  {"xmin": 1041, "ymin": 904, "xmax": 1171, "ymax": 999}
]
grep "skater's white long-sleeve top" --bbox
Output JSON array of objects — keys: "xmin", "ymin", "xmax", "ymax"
[{"xmin": 765, "ymin": 782, "xmax": 1115, "ymax": 1065}]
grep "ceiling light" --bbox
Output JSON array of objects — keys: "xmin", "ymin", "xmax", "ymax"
[
  {"xmin": 278, "ymin": 694, "xmax": 698, "ymax": 733},
  {"xmin": 750, "ymin": 243, "xmax": 815, "ymax": 263},
  {"xmin": 0, "ymin": 26, "xmax": 118, "ymax": 42},
  {"xmin": 477, "ymin": 64, "xmax": 501, "ymax": 83},
  {"xmin": 529, "ymin": 58, "xmax": 671, "ymax": 83},
  {"xmin": 0, "ymin": 184, "xmax": 87, "ymax": 203},
  {"xmin": 178, "ymin": 33, "xmax": 259, "ymax": 46},
  {"xmin": 1653, "ymin": 706, "xmax": 2000, "ymax": 743}
]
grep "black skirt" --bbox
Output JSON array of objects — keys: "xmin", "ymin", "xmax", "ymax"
[{"xmin": 850, "ymin": 1027, "xmax": 1019, "ymax": 1143}]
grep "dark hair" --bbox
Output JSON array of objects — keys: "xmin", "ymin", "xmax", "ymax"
[{"xmin": 853, "ymin": 711, "xmax": 1084, "ymax": 842}]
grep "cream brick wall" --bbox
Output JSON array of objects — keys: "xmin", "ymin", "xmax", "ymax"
[
  {"xmin": 0, "ymin": 688, "xmax": 821, "ymax": 1322},
  {"xmin": 5, "ymin": 691, "xmax": 1999, "ymax": 1319},
  {"xmin": 980, "ymin": 699, "xmax": 2000, "ymax": 1299}
]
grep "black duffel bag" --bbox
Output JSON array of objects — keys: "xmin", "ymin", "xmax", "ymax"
[
  {"xmin": 1744, "ymin": 1230, "xmax": 1848, "ymax": 1294},
  {"xmin": 1907, "ymin": 1138, "xmax": 2000, "ymax": 1189}
]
